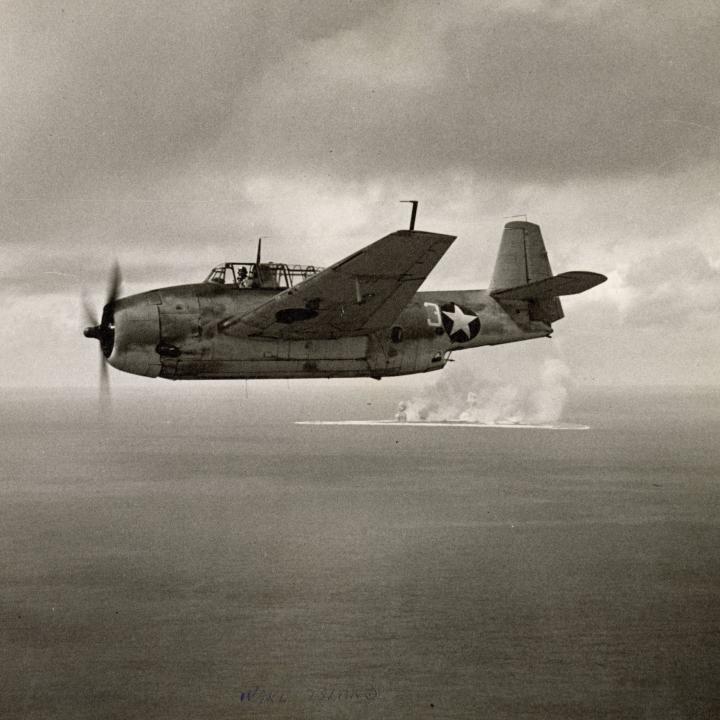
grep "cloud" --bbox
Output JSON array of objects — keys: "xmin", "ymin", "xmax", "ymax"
[
  {"xmin": 0, "ymin": 0, "xmax": 380, "ymax": 202},
  {"xmin": 621, "ymin": 243, "xmax": 720, "ymax": 326},
  {"xmin": 217, "ymin": 0, "xmax": 720, "ymax": 182},
  {"xmin": 4, "ymin": 0, "xmax": 720, "ymax": 206},
  {"xmin": 2, "ymin": 1, "xmax": 719, "ymax": 387}
]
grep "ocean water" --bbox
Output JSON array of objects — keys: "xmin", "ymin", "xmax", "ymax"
[{"xmin": 1, "ymin": 385, "xmax": 719, "ymax": 719}]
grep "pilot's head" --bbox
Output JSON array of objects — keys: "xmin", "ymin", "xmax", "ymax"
[{"xmin": 238, "ymin": 267, "xmax": 247, "ymax": 278}]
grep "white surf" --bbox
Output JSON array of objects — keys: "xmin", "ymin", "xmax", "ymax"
[{"xmin": 295, "ymin": 420, "xmax": 589, "ymax": 430}]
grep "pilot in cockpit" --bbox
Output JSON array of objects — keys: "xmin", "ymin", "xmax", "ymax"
[{"xmin": 237, "ymin": 266, "xmax": 249, "ymax": 288}]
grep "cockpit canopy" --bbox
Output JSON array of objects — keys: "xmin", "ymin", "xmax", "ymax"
[{"xmin": 204, "ymin": 262, "xmax": 324, "ymax": 290}]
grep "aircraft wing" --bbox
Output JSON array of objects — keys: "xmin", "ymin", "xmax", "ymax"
[{"xmin": 216, "ymin": 230, "xmax": 456, "ymax": 339}]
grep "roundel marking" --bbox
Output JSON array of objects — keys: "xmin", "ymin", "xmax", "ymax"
[{"xmin": 440, "ymin": 303, "xmax": 480, "ymax": 343}]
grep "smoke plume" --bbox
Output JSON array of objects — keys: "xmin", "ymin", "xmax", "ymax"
[{"xmin": 395, "ymin": 358, "xmax": 571, "ymax": 424}]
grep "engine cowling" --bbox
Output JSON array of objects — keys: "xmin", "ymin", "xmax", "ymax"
[{"xmin": 106, "ymin": 294, "xmax": 163, "ymax": 378}]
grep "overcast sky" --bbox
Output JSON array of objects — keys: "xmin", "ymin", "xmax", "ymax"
[{"xmin": 2, "ymin": 0, "xmax": 719, "ymax": 389}]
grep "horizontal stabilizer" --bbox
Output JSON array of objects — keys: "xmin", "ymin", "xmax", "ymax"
[{"xmin": 490, "ymin": 271, "xmax": 607, "ymax": 301}]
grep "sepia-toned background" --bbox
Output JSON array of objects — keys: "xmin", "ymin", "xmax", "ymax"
[{"xmin": 2, "ymin": 3, "xmax": 719, "ymax": 719}]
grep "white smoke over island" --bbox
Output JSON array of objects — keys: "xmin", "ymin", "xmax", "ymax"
[{"xmin": 396, "ymin": 358, "xmax": 571, "ymax": 425}]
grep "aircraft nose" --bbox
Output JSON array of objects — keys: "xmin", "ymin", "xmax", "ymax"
[{"xmin": 105, "ymin": 295, "xmax": 162, "ymax": 378}]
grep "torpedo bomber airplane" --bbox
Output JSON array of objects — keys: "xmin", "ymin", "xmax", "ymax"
[{"xmin": 83, "ymin": 205, "xmax": 606, "ymax": 386}]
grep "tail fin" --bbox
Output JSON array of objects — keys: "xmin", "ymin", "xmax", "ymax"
[
  {"xmin": 490, "ymin": 221, "xmax": 553, "ymax": 291},
  {"xmin": 489, "ymin": 221, "xmax": 606, "ymax": 324}
]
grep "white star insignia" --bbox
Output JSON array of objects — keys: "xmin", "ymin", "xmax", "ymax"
[{"xmin": 443, "ymin": 305, "xmax": 476, "ymax": 339}]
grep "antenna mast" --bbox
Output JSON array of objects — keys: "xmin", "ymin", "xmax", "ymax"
[{"xmin": 400, "ymin": 200, "xmax": 419, "ymax": 231}]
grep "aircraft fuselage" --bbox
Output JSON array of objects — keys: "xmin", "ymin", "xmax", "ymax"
[{"xmin": 108, "ymin": 283, "xmax": 551, "ymax": 380}]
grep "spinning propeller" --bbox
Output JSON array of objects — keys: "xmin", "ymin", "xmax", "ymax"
[{"xmin": 82, "ymin": 262, "xmax": 121, "ymax": 399}]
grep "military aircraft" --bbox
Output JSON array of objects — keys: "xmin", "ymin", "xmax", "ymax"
[{"xmin": 83, "ymin": 206, "xmax": 606, "ymax": 389}]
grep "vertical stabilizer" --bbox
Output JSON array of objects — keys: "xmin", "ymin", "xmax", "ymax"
[
  {"xmin": 490, "ymin": 221, "xmax": 553, "ymax": 290},
  {"xmin": 490, "ymin": 221, "xmax": 563, "ymax": 323}
]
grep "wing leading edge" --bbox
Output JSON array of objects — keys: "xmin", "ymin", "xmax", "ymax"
[{"xmin": 216, "ymin": 230, "xmax": 456, "ymax": 339}]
